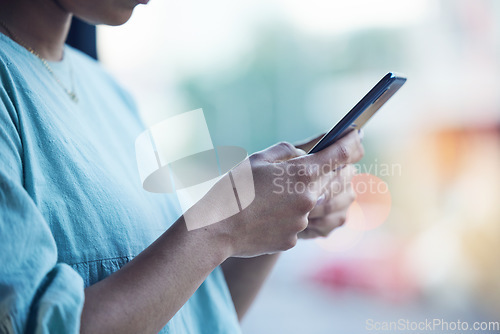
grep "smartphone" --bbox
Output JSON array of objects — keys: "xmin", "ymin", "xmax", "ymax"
[{"xmin": 308, "ymin": 72, "xmax": 406, "ymax": 154}]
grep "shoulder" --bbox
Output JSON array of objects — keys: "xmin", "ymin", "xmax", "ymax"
[
  {"xmin": 0, "ymin": 34, "xmax": 29, "ymax": 130},
  {"xmin": 0, "ymin": 33, "xmax": 24, "ymax": 65},
  {"xmin": 0, "ymin": 34, "xmax": 30, "ymax": 91}
]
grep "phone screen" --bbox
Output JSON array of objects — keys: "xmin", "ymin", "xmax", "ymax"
[{"xmin": 308, "ymin": 72, "xmax": 406, "ymax": 154}]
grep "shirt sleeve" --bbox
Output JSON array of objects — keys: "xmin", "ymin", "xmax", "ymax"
[{"xmin": 0, "ymin": 76, "xmax": 85, "ymax": 333}]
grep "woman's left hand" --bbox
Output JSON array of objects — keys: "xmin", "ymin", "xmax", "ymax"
[
  {"xmin": 297, "ymin": 164, "xmax": 357, "ymax": 239},
  {"xmin": 294, "ymin": 134, "xmax": 359, "ymax": 239}
]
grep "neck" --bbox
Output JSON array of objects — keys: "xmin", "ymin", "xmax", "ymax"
[{"xmin": 0, "ymin": 0, "xmax": 72, "ymax": 61}]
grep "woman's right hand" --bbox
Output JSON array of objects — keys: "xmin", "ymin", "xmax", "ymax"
[
  {"xmin": 187, "ymin": 130, "xmax": 364, "ymax": 258},
  {"xmin": 80, "ymin": 130, "xmax": 362, "ymax": 334}
]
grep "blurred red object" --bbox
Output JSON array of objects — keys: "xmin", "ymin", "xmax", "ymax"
[{"xmin": 309, "ymin": 239, "xmax": 419, "ymax": 304}]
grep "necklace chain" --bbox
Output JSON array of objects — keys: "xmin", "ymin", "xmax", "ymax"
[{"xmin": 0, "ymin": 20, "xmax": 79, "ymax": 103}]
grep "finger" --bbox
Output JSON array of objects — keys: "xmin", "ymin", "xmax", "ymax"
[
  {"xmin": 295, "ymin": 133, "xmax": 325, "ymax": 152},
  {"xmin": 296, "ymin": 130, "xmax": 364, "ymax": 177},
  {"xmin": 258, "ymin": 141, "xmax": 306, "ymax": 163},
  {"xmin": 340, "ymin": 163, "xmax": 358, "ymax": 180},
  {"xmin": 304, "ymin": 211, "xmax": 348, "ymax": 237},
  {"xmin": 307, "ymin": 165, "xmax": 357, "ymax": 217},
  {"xmin": 320, "ymin": 163, "xmax": 357, "ymax": 196},
  {"xmin": 308, "ymin": 187, "xmax": 355, "ymax": 218},
  {"xmin": 297, "ymin": 228, "xmax": 317, "ymax": 239}
]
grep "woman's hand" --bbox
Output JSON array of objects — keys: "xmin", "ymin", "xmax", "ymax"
[
  {"xmin": 298, "ymin": 164, "xmax": 357, "ymax": 239},
  {"xmin": 196, "ymin": 130, "xmax": 364, "ymax": 258},
  {"xmin": 81, "ymin": 130, "xmax": 363, "ymax": 334},
  {"xmin": 293, "ymin": 131, "xmax": 363, "ymax": 239}
]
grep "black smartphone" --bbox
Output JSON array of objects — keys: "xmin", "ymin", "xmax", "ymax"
[{"xmin": 308, "ymin": 72, "xmax": 407, "ymax": 154}]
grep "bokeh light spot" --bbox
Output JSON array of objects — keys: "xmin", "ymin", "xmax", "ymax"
[{"xmin": 350, "ymin": 173, "xmax": 392, "ymax": 230}]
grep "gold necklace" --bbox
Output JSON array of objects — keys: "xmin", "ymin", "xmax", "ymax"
[{"xmin": 0, "ymin": 20, "xmax": 79, "ymax": 103}]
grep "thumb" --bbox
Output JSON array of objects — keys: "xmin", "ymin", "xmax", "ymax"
[{"xmin": 261, "ymin": 141, "xmax": 306, "ymax": 163}]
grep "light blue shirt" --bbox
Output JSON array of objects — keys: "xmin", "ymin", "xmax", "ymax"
[{"xmin": 0, "ymin": 33, "xmax": 241, "ymax": 334}]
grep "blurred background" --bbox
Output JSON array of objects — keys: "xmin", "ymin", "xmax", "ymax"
[{"xmin": 95, "ymin": 0, "xmax": 500, "ymax": 332}]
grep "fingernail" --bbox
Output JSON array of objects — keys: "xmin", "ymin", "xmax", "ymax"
[
  {"xmin": 296, "ymin": 148, "xmax": 307, "ymax": 156},
  {"xmin": 316, "ymin": 194, "xmax": 326, "ymax": 206},
  {"xmin": 358, "ymin": 129, "xmax": 364, "ymax": 142}
]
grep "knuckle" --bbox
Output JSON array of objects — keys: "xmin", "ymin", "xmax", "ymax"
[
  {"xmin": 277, "ymin": 141, "xmax": 294, "ymax": 150},
  {"xmin": 283, "ymin": 236, "xmax": 298, "ymax": 250},
  {"xmin": 295, "ymin": 217, "xmax": 308, "ymax": 232},
  {"xmin": 352, "ymin": 145, "xmax": 365, "ymax": 163},
  {"xmin": 249, "ymin": 152, "xmax": 263, "ymax": 165},
  {"xmin": 338, "ymin": 214, "xmax": 347, "ymax": 227},
  {"xmin": 295, "ymin": 193, "xmax": 317, "ymax": 213},
  {"xmin": 277, "ymin": 141, "xmax": 297, "ymax": 155},
  {"xmin": 336, "ymin": 144, "xmax": 351, "ymax": 162},
  {"xmin": 358, "ymin": 143, "xmax": 365, "ymax": 159}
]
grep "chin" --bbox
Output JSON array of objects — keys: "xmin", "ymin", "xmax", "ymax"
[
  {"xmin": 78, "ymin": 9, "xmax": 134, "ymax": 26},
  {"xmin": 71, "ymin": 0, "xmax": 137, "ymax": 26},
  {"xmin": 103, "ymin": 11, "xmax": 134, "ymax": 26}
]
